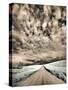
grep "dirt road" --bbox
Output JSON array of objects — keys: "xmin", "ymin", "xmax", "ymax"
[{"xmin": 16, "ymin": 66, "xmax": 64, "ymax": 86}]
